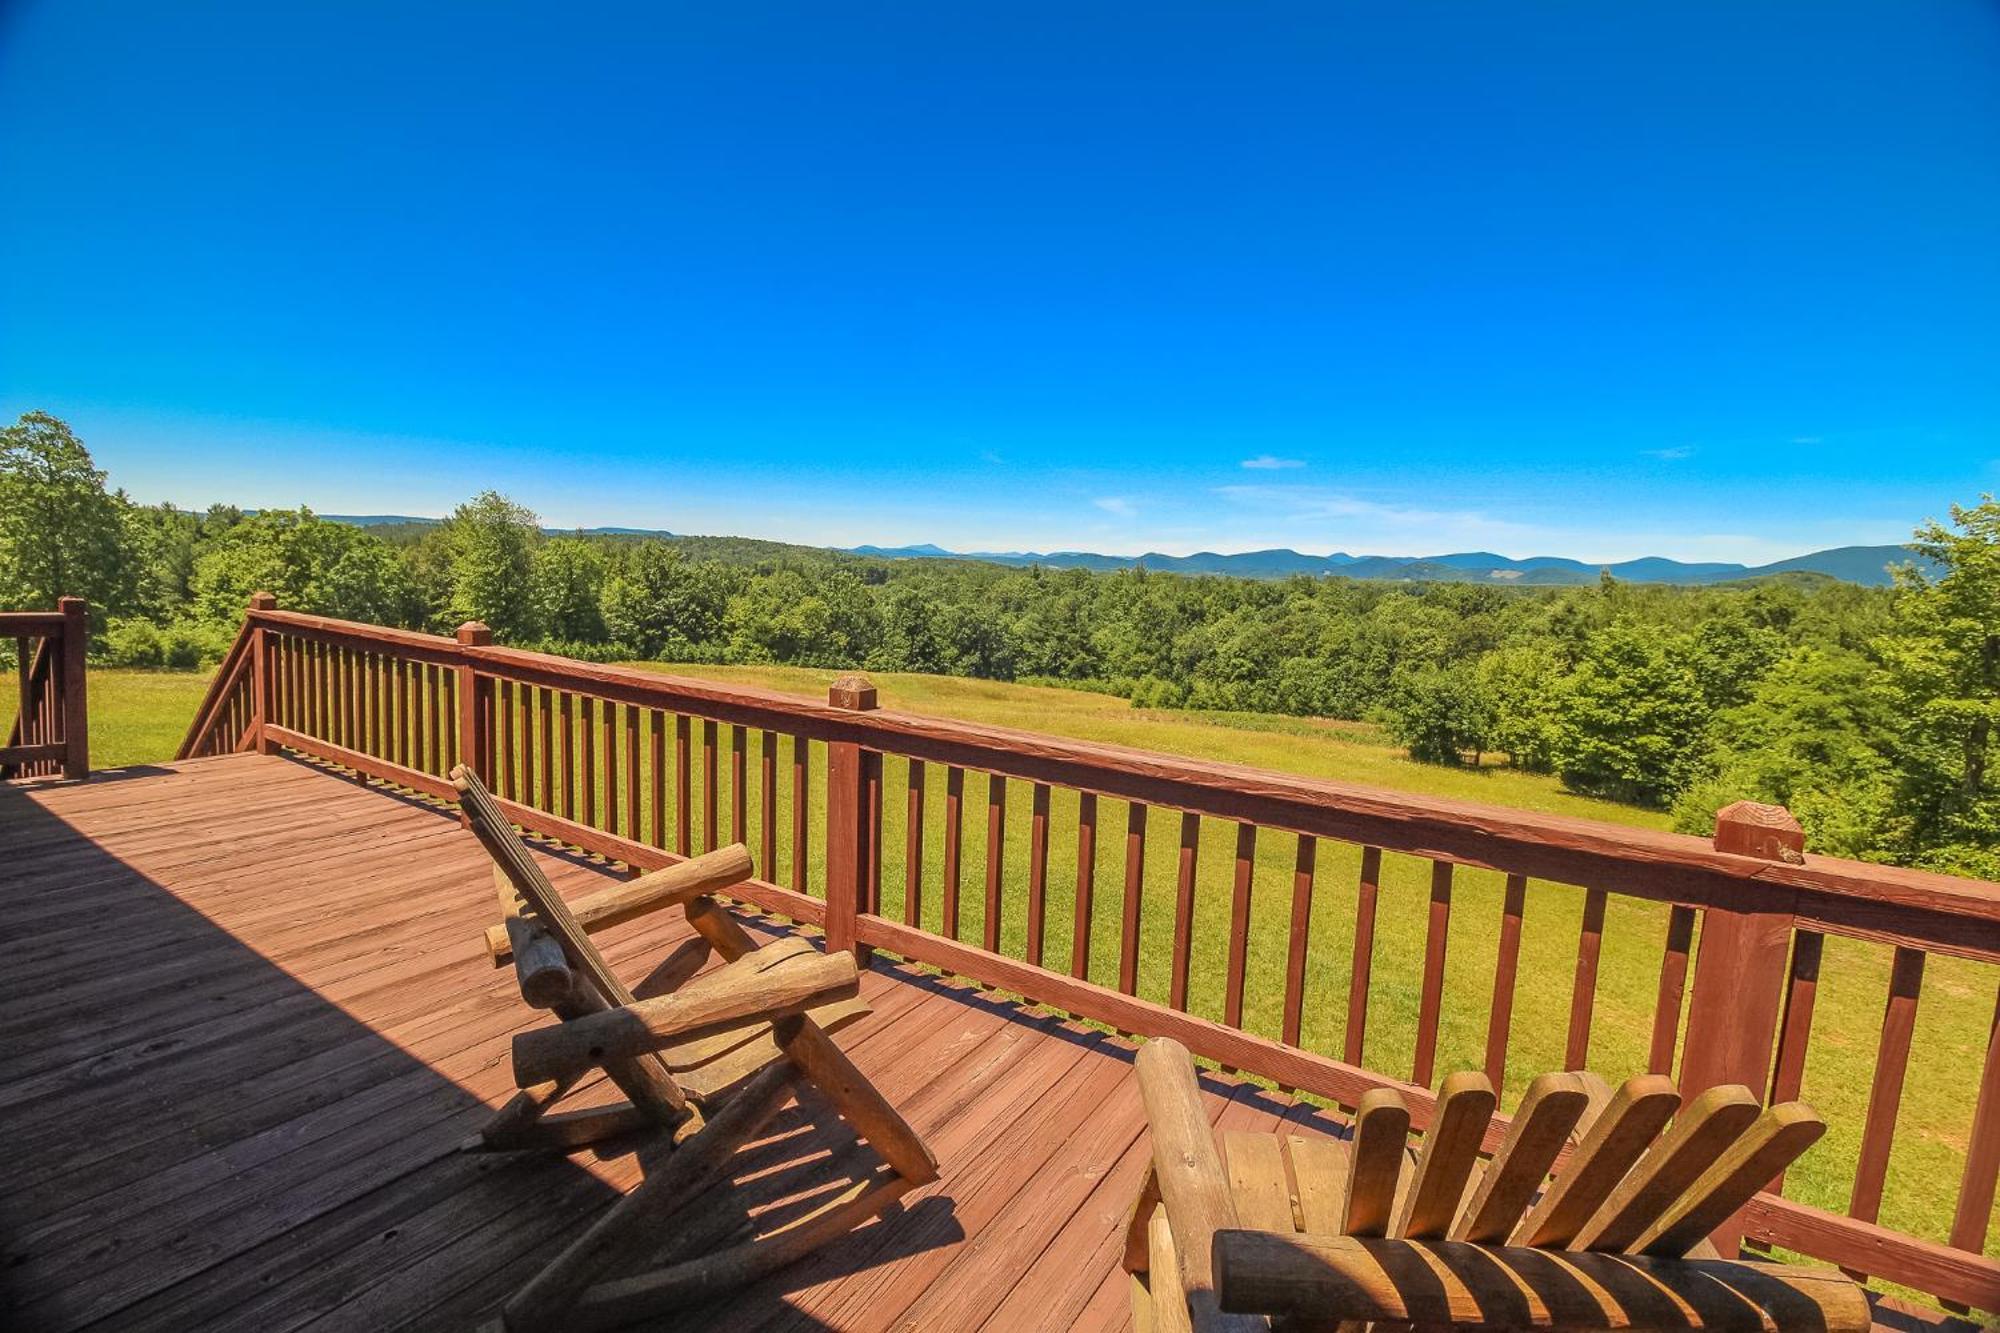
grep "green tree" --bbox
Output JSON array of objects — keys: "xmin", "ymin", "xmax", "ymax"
[
  {"xmin": 1876, "ymin": 499, "xmax": 2000, "ymax": 875},
  {"xmin": 532, "ymin": 537, "xmax": 608, "ymax": 642},
  {"xmin": 189, "ymin": 508, "xmax": 418, "ymax": 625},
  {"xmin": 1671, "ymin": 647, "xmax": 1897, "ymax": 859},
  {"xmin": 0, "ymin": 411, "xmax": 132, "ymax": 613},
  {"xmin": 435, "ymin": 491, "xmax": 540, "ymax": 638},
  {"xmin": 1477, "ymin": 642, "xmax": 1571, "ymax": 772},
  {"xmin": 1553, "ymin": 622, "xmax": 1709, "ymax": 805},
  {"xmin": 1387, "ymin": 663, "xmax": 1495, "ymax": 765},
  {"xmin": 602, "ymin": 542, "xmax": 732, "ymax": 657}
]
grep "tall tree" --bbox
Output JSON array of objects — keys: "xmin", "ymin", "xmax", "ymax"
[
  {"xmin": 0, "ymin": 411, "xmax": 132, "ymax": 613},
  {"xmin": 435, "ymin": 491, "xmax": 540, "ymax": 639},
  {"xmin": 1877, "ymin": 499, "xmax": 2000, "ymax": 874},
  {"xmin": 531, "ymin": 537, "xmax": 608, "ymax": 642}
]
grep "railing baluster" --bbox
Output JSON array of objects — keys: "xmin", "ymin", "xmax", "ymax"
[
  {"xmin": 1072, "ymin": 792, "xmax": 1098, "ymax": 981},
  {"xmin": 943, "ymin": 765, "xmax": 964, "ymax": 939},
  {"xmin": 536, "ymin": 687, "xmax": 553, "ymax": 811},
  {"xmin": 1281, "ymin": 834, "xmax": 1316, "ymax": 1048},
  {"xmin": 1850, "ymin": 946, "xmax": 1927, "ymax": 1249},
  {"xmin": 625, "ymin": 702, "xmax": 641, "ymax": 839},
  {"xmin": 1120, "ymin": 802, "xmax": 1147, "ymax": 996},
  {"xmin": 760, "ymin": 728, "xmax": 778, "ymax": 880},
  {"xmin": 647, "ymin": 709, "xmax": 666, "ymax": 847},
  {"xmin": 427, "ymin": 663, "xmax": 442, "ymax": 775},
  {"xmin": 984, "ymin": 773, "xmax": 1006, "ymax": 953},
  {"xmin": 731, "ymin": 724, "xmax": 747, "ymax": 846},
  {"xmin": 1566, "ymin": 887, "xmax": 1607, "ymax": 1070},
  {"xmin": 790, "ymin": 732, "xmax": 807, "ymax": 890},
  {"xmin": 342, "ymin": 646, "xmax": 357, "ymax": 749},
  {"xmin": 580, "ymin": 697, "xmax": 597, "ymax": 827},
  {"xmin": 1412, "ymin": 859, "xmax": 1453, "ymax": 1087},
  {"xmin": 1224, "ymin": 823, "xmax": 1256, "ymax": 1029},
  {"xmin": 1170, "ymin": 812, "xmax": 1200, "ymax": 1010},
  {"xmin": 602, "ymin": 698, "xmax": 619, "ymax": 836},
  {"xmin": 1652, "ymin": 905, "xmax": 1699, "ymax": 1077},
  {"xmin": 520, "ymin": 682, "xmax": 538, "ymax": 806},
  {"xmin": 368, "ymin": 652, "xmax": 383, "ymax": 761},
  {"xmin": 560, "ymin": 692, "xmax": 575, "ymax": 821},
  {"xmin": 1026, "ymin": 782, "xmax": 1050, "ymax": 966},
  {"xmin": 1346, "ymin": 846, "xmax": 1382, "ymax": 1069},
  {"xmin": 905, "ymin": 759, "xmax": 925, "ymax": 928},
  {"xmin": 498, "ymin": 678, "xmax": 515, "ymax": 800},
  {"xmin": 1950, "ymin": 985, "xmax": 2000, "ymax": 1263},
  {"xmin": 703, "ymin": 719, "xmax": 719, "ymax": 852},
  {"xmin": 440, "ymin": 664, "xmax": 456, "ymax": 769},
  {"xmin": 677, "ymin": 716, "xmax": 693, "ymax": 855},
  {"xmin": 1485, "ymin": 873, "xmax": 1527, "ymax": 1087}
]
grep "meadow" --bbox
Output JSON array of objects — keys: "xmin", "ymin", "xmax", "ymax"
[{"xmin": 89, "ymin": 664, "xmax": 1997, "ymax": 1267}]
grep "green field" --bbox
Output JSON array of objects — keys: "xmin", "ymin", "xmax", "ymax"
[{"xmin": 87, "ymin": 665, "xmax": 2000, "ymax": 1272}]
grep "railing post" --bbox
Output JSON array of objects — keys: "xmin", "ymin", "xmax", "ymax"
[
  {"xmin": 825, "ymin": 673, "xmax": 879, "ymax": 965},
  {"xmin": 57, "ymin": 597, "xmax": 87, "ymax": 780},
  {"xmin": 455, "ymin": 622, "xmax": 492, "ymax": 822},
  {"xmin": 248, "ymin": 592, "xmax": 277, "ymax": 754},
  {"xmin": 1681, "ymin": 800, "xmax": 1803, "ymax": 1256}
]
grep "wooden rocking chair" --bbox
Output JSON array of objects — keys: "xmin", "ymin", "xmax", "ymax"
[
  {"xmin": 451, "ymin": 766, "xmax": 939, "ymax": 1331},
  {"xmin": 1125, "ymin": 1038, "xmax": 1868, "ymax": 1333}
]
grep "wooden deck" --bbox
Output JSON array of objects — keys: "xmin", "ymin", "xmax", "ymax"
[{"xmin": 0, "ymin": 753, "xmax": 1341, "ymax": 1332}]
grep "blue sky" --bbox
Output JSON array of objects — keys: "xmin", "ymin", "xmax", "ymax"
[{"xmin": 3, "ymin": 3, "xmax": 1996, "ymax": 562}]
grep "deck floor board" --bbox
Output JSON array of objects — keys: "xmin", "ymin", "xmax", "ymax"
[{"xmin": 0, "ymin": 755, "xmax": 1317, "ymax": 1331}]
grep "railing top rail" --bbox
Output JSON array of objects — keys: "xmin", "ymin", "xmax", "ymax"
[
  {"xmin": 244, "ymin": 608, "xmax": 2000, "ymax": 947},
  {"xmin": 0, "ymin": 611, "xmax": 67, "ymax": 633}
]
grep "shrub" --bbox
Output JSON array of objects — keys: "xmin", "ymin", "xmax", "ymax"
[{"xmin": 104, "ymin": 618, "xmax": 165, "ymax": 668}]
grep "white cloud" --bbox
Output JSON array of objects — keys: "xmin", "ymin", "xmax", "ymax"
[
  {"xmin": 1792, "ymin": 436, "xmax": 1824, "ymax": 445},
  {"xmin": 1240, "ymin": 455, "xmax": 1306, "ymax": 470},
  {"xmin": 1093, "ymin": 496, "xmax": 1137, "ymax": 518},
  {"xmin": 1644, "ymin": 446, "xmax": 1694, "ymax": 460}
]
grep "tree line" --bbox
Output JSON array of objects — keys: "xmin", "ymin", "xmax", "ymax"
[{"xmin": 3, "ymin": 410, "xmax": 1994, "ymax": 878}]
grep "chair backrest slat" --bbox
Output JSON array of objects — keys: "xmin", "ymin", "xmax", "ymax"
[
  {"xmin": 1572, "ymin": 1084, "xmax": 1761, "ymax": 1253},
  {"xmin": 1454, "ymin": 1071, "xmax": 1592, "ymax": 1242},
  {"xmin": 1511, "ymin": 1073, "xmax": 1679, "ymax": 1247},
  {"xmin": 1394, "ymin": 1072, "xmax": 1495, "ymax": 1240}
]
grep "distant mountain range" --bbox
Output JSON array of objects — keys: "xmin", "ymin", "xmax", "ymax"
[
  {"xmin": 846, "ymin": 542, "xmax": 1935, "ymax": 587},
  {"xmin": 318, "ymin": 516, "xmax": 1927, "ymax": 588}
]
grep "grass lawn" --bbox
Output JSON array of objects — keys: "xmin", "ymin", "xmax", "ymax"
[{"xmin": 86, "ymin": 663, "xmax": 2000, "ymax": 1272}]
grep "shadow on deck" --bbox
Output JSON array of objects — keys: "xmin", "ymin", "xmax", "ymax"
[{"xmin": 0, "ymin": 754, "xmax": 1332, "ymax": 1332}]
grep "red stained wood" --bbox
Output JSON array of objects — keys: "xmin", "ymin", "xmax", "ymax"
[
  {"xmin": 1345, "ymin": 846, "xmax": 1382, "ymax": 1070},
  {"xmin": 1281, "ymin": 835, "xmax": 1316, "ymax": 1048},
  {"xmin": 1072, "ymin": 791, "xmax": 1098, "ymax": 981},
  {"xmin": 676, "ymin": 715, "xmax": 692, "ymax": 855},
  {"xmin": 1566, "ymin": 886, "xmax": 1607, "ymax": 1070},
  {"xmin": 1412, "ymin": 859, "xmax": 1453, "ymax": 1088},
  {"xmin": 1120, "ymin": 802, "xmax": 1148, "ymax": 998},
  {"xmin": 760, "ymin": 728, "xmax": 778, "ymax": 879},
  {"xmin": 1652, "ymin": 904, "xmax": 1697, "ymax": 1078},
  {"xmin": 1224, "ymin": 822, "xmax": 1255, "ymax": 1029},
  {"xmin": 791, "ymin": 733, "xmax": 809, "ymax": 891},
  {"xmin": 601, "ymin": 696, "xmax": 620, "ymax": 837},
  {"xmin": 905, "ymin": 759, "xmax": 926, "ymax": 928},
  {"xmin": 537, "ymin": 688, "xmax": 554, "ymax": 815},
  {"xmin": 1768, "ymin": 927, "xmax": 1822, "ymax": 1104},
  {"xmin": 943, "ymin": 766, "xmax": 965, "ymax": 940},
  {"xmin": 560, "ymin": 691, "xmax": 576, "ymax": 821},
  {"xmin": 580, "ymin": 697, "xmax": 597, "ymax": 828},
  {"xmin": 984, "ymin": 774, "xmax": 1007, "ymax": 955},
  {"xmin": 1026, "ymin": 783, "xmax": 1051, "ymax": 967},
  {"xmin": 1850, "ymin": 946, "xmax": 1926, "ymax": 1231},
  {"xmin": 626, "ymin": 702, "xmax": 642, "ymax": 839},
  {"xmin": 1951, "ymin": 986, "xmax": 2000, "ymax": 1257},
  {"xmin": 1170, "ymin": 812, "xmax": 1200, "ymax": 1011},
  {"xmin": 1485, "ymin": 873, "xmax": 1527, "ymax": 1088},
  {"xmin": 648, "ymin": 710, "xmax": 666, "ymax": 848},
  {"xmin": 703, "ymin": 718, "xmax": 719, "ymax": 853},
  {"xmin": 731, "ymin": 724, "xmax": 748, "ymax": 847}
]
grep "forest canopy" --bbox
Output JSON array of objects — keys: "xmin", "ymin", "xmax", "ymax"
[{"xmin": 3, "ymin": 411, "xmax": 1994, "ymax": 879}]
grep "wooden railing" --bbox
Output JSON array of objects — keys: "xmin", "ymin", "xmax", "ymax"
[
  {"xmin": 2, "ymin": 596, "xmax": 88, "ymax": 781},
  {"xmin": 180, "ymin": 600, "xmax": 2000, "ymax": 1314}
]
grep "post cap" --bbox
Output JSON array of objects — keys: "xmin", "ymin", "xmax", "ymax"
[
  {"xmin": 56, "ymin": 595, "xmax": 86, "ymax": 611},
  {"xmin": 1714, "ymin": 801, "xmax": 1805, "ymax": 863},
  {"xmin": 828, "ymin": 674, "xmax": 878, "ymax": 710},
  {"xmin": 455, "ymin": 621, "xmax": 494, "ymax": 646},
  {"xmin": 248, "ymin": 591, "xmax": 278, "ymax": 610}
]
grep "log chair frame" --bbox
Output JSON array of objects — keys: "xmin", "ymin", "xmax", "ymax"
[
  {"xmin": 1124, "ymin": 1038, "xmax": 1869, "ymax": 1333},
  {"xmin": 452, "ymin": 766, "xmax": 939, "ymax": 1331}
]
